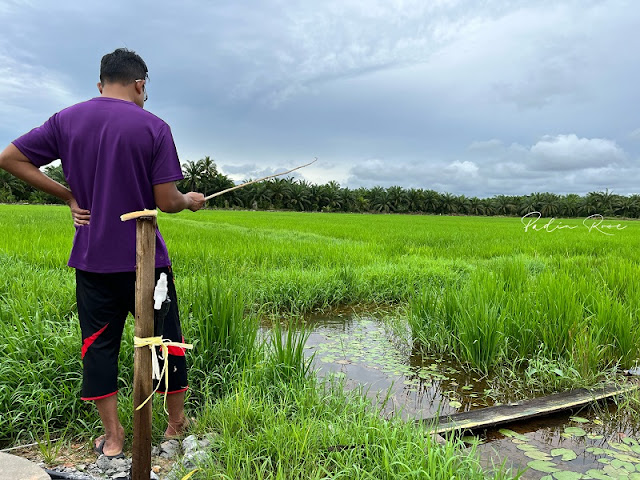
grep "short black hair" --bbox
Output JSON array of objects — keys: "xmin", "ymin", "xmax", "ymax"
[{"xmin": 100, "ymin": 48, "xmax": 148, "ymax": 85}]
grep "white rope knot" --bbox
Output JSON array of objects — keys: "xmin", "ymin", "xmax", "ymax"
[{"xmin": 133, "ymin": 336, "xmax": 193, "ymax": 413}]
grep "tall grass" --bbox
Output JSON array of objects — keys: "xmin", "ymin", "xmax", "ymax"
[
  {"xmin": 182, "ymin": 276, "xmax": 259, "ymax": 401},
  {"xmin": 409, "ymin": 255, "xmax": 640, "ymax": 376},
  {"xmin": 262, "ymin": 319, "xmax": 313, "ymax": 385},
  {"xmin": 173, "ymin": 375, "xmax": 510, "ymax": 480},
  {"xmin": 0, "ymin": 205, "xmax": 636, "ymax": 477}
]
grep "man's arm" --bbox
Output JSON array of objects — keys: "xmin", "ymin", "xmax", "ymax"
[
  {"xmin": 153, "ymin": 182, "xmax": 205, "ymax": 213},
  {"xmin": 0, "ymin": 144, "xmax": 90, "ymax": 226}
]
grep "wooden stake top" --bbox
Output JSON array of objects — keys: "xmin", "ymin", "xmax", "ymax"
[{"xmin": 120, "ymin": 209, "xmax": 158, "ymax": 222}]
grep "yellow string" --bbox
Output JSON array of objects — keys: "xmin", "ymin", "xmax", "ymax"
[
  {"xmin": 180, "ymin": 469, "xmax": 201, "ymax": 480},
  {"xmin": 133, "ymin": 336, "xmax": 193, "ymax": 413}
]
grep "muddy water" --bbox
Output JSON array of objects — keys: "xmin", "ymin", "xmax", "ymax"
[
  {"xmin": 297, "ymin": 312, "xmax": 640, "ymax": 479},
  {"xmin": 302, "ymin": 312, "xmax": 495, "ymax": 419}
]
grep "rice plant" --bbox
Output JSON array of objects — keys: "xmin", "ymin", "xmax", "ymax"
[{"xmin": 0, "ymin": 204, "xmax": 636, "ymax": 478}]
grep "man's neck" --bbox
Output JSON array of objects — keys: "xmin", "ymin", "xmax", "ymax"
[{"xmin": 100, "ymin": 85, "xmax": 136, "ymax": 104}]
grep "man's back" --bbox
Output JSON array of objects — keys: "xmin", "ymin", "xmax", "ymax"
[{"xmin": 13, "ymin": 97, "xmax": 183, "ymax": 272}]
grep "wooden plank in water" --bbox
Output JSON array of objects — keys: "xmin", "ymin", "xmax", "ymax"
[{"xmin": 428, "ymin": 382, "xmax": 638, "ymax": 435}]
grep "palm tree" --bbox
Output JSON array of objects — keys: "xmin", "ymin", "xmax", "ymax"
[
  {"xmin": 492, "ymin": 195, "xmax": 516, "ymax": 216},
  {"xmin": 559, "ymin": 194, "xmax": 581, "ymax": 217},
  {"xmin": 181, "ymin": 160, "xmax": 203, "ymax": 192},
  {"xmin": 406, "ymin": 188, "xmax": 425, "ymax": 213},
  {"xmin": 518, "ymin": 195, "xmax": 537, "ymax": 216},
  {"xmin": 467, "ymin": 197, "xmax": 485, "ymax": 216},
  {"xmin": 615, "ymin": 195, "xmax": 640, "ymax": 218},
  {"xmin": 288, "ymin": 181, "xmax": 311, "ymax": 211},
  {"xmin": 539, "ymin": 193, "xmax": 561, "ymax": 217},
  {"xmin": 586, "ymin": 189, "xmax": 618, "ymax": 216},
  {"xmin": 337, "ymin": 187, "xmax": 356, "ymax": 212},
  {"xmin": 322, "ymin": 181, "xmax": 342, "ymax": 212},
  {"xmin": 0, "ymin": 169, "xmax": 29, "ymax": 201},
  {"xmin": 439, "ymin": 192, "xmax": 458, "ymax": 215},
  {"xmin": 386, "ymin": 186, "xmax": 408, "ymax": 213},
  {"xmin": 367, "ymin": 186, "xmax": 393, "ymax": 213},
  {"xmin": 423, "ymin": 190, "xmax": 440, "ymax": 214},
  {"xmin": 269, "ymin": 177, "xmax": 293, "ymax": 209},
  {"xmin": 250, "ymin": 182, "xmax": 273, "ymax": 209},
  {"xmin": 456, "ymin": 195, "xmax": 471, "ymax": 215},
  {"xmin": 44, "ymin": 165, "xmax": 68, "ymax": 186},
  {"xmin": 353, "ymin": 188, "xmax": 369, "ymax": 213}
]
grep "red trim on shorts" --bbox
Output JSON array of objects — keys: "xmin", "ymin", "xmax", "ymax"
[
  {"xmin": 81, "ymin": 390, "xmax": 118, "ymax": 401},
  {"xmin": 167, "ymin": 336, "xmax": 187, "ymax": 357},
  {"xmin": 81, "ymin": 323, "xmax": 110, "ymax": 359},
  {"xmin": 156, "ymin": 387, "xmax": 188, "ymax": 395}
]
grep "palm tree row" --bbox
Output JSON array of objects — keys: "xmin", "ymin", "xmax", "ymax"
[{"xmin": 2, "ymin": 159, "xmax": 639, "ymax": 219}]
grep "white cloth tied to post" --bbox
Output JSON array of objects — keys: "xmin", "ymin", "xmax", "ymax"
[{"xmin": 133, "ymin": 273, "xmax": 193, "ymax": 413}]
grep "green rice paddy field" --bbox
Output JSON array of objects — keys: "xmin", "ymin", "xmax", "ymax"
[{"xmin": 1, "ymin": 204, "xmax": 639, "ymax": 479}]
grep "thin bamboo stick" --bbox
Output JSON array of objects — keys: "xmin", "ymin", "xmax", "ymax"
[{"xmin": 203, "ymin": 158, "xmax": 317, "ymax": 201}]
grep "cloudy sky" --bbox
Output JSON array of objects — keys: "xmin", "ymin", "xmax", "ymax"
[{"xmin": 1, "ymin": 0, "xmax": 638, "ymax": 197}]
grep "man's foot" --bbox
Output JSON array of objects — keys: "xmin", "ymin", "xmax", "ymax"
[
  {"xmin": 164, "ymin": 415, "xmax": 192, "ymax": 439},
  {"xmin": 93, "ymin": 425, "xmax": 125, "ymax": 458}
]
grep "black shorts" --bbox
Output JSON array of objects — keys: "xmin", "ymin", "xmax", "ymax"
[{"xmin": 76, "ymin": 267, "xmax": 188, "ymax": 400}]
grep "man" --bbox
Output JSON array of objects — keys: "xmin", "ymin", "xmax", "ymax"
[{"xmin": 0, "ymin": 48, "xmax": 205, "ymax": 458}]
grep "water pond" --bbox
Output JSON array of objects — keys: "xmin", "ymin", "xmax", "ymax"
[{"xmin": 291, "ymin": 311, "xmax": 640, "ymax": 479}]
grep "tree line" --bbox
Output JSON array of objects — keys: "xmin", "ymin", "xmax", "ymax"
[{"xmin": 1, "ymin": 156, "xmax": 639, "ymax": 218}]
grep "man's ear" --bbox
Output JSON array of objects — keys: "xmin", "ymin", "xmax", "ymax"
[{"xmin": 97, "ymin": 82, "xmax": 103, "ymax": 94}]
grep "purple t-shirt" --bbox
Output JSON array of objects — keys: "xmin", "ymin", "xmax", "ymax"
[{"xmin": 12, "ymin": 97, "xmax": 184, "ymax": 273}]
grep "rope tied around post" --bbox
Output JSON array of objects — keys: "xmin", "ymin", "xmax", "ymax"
[{"xmin": 133, "ymin": 336, "xmax": 193, "ymax": 413}]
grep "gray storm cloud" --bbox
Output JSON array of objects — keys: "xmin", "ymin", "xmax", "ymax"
[{"xmin": 0, "ymin": 0, "xmax": 638, "ymax": 198}]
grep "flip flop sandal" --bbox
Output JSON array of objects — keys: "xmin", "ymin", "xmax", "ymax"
[{"xmin": 94, "ymin": 437, "xmax": 125, "ymax": 459}]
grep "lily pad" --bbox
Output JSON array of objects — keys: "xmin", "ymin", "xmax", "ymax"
[
  {"xmin": 525, "ymin": 450, "xmax": 553, "ymax": 461},
  {"xmin": 611, "ymin": 452, "xmax": 640, "ymax": 463},
  {"xmin": 460, "ymin": 435, "xmax": 484, "ymax": 445},
  {"xmin": 569, "ymin": 416, "xmax": 590, "ymax": 424},
  {"xmin": 611, "ymin": 459, "xmax": 636, "ymax": 472},
  {"xmin": 623, "ymin": 438, "xmax": 640, "ymax": 446},
  {"xmin": 448, "ymin": 401, "xmax": 462, "ymax": 408},
  {"xmin": 564, "ymin": 427, "xmax": 586, "ymax": 437},
  {"xmin": 585, "ymin": 469, "xmax": 616, "ymax": 480},
  {"xmin": 527, "ymin": 460, "xmax": 559, "ymax": 473},
  {"xmin": 587, "ymin": 447, "xmax": 607, "ymax": 455},
  {"xmin": 552, "ymin": 472, "xmax": 584, "ymax": 480},
  {"xmin": 516, "ymin": 444, "xmax": 539, "ymax": 452},
  {"xmin": 587, "ymin": 434, "xmax": 604, "ymax": 440},
  {"xmin": 551, "ymin": 448, "xmax": 578, "ymax": 461},
  {"xmin": 609, "ymin": 442, "xmax": 633, "ymax": 452},
  {"xmin": 499, "ymin": 428, "xmax": 528, "ymax": 441},
  {"xmin": 603, "ymin": 464, "xmax": 632, "ymax": 477}
]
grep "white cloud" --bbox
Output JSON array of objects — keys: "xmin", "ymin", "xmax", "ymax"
[
  {"xmin": 444, "ymin": 160, "xmax": 479, "ymax": 177},
  {"xmin": 0, "ymin": 52, "xmax": 78, "ymax": 132},
  {"xmin": 529, "ymin": 134, "xmax": 626, "ymax": 171}
]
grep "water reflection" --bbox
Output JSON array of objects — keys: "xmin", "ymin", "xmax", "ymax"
[
  {"xmin": 280, "ymin": 311, "xmax": 640, "ymax": 478},
  {"xmin": 300, "ymin": 312, "xmax": 494, "ymax": 419}
]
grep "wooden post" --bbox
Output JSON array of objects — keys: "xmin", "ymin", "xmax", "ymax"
[{"xmin": 131, "ymin": 214, "xmax": 156, "ymax": 480}]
